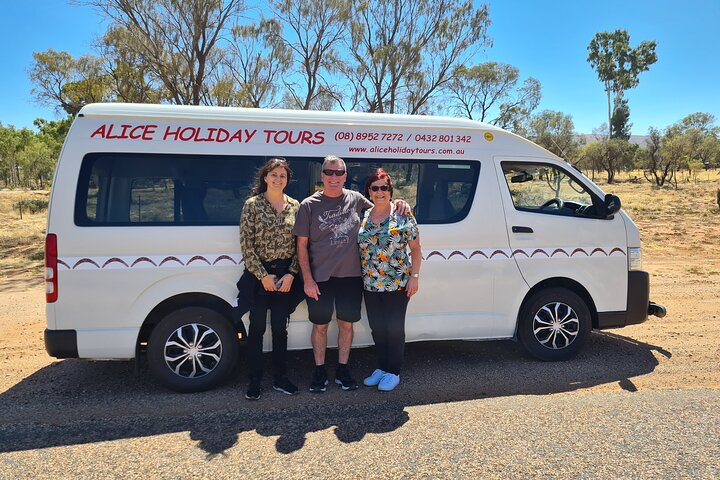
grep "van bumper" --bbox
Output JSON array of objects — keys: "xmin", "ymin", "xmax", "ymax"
[
  {"xmin": 44, "ymin": 329, "xmax": 79, "ymax": 358},
  {"xmin": 596, "ymin": 271, "xmax": 649, "ymax": 329}
]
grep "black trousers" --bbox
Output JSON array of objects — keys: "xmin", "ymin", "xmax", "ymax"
[
  {"xmin": 363, "ymin": 290, "xmax": 410, "ymax": 375},
  {"xmin": 247, "ymin": 291, "xmax": 292, "ymax": 381}
]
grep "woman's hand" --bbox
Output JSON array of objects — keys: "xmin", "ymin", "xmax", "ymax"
[
  {"xmin": 406, "ymin": 276, "xmax": 419, "ymax": 298},
  {"xmin": 277, "ymin": 274, "xmax": 294, "ymax": 293},
  {"xmin": 261, "ymin": 274, "xmax": 278, "ymax": 292}
]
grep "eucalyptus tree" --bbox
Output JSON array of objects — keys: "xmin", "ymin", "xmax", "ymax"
[
  {"xmin": 29, "ymin": 49, "xmax": 111, "ymax": 116},
  {"xmin": 448, "ymin": 62, "xmax": 541, "ymax": 131},
  {"xmin": 587, "ymin": 29, "xmax": 657, "ymax": 138},
  {"xmin": 347, "ymin": 0, "xmax": 491, "ymax": 114},
  {"xmin": 270, "ymin": 0, "xmax": 350, "ymax": 110},
  {"xmin": 82, "ymin": 0, "xmax": 245, "ymax": 105},
  {"xmin": 215, "ymin": 19, "xmax": 292, "ymax": 108},
  {"xmin": 642, "ymin": 127, "xmax": 675, "ymax": 186},
  {"xmin": 523, "ymin": 110, "xmax": 582, "ymax": 162},
  {"xmin": 97, "ymin": 26, "xmax": 167, "ymax": 104}
]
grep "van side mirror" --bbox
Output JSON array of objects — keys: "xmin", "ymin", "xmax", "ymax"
[{"xmin": 604, "ymin": 194, "xmax": 621, "ymax": 217}]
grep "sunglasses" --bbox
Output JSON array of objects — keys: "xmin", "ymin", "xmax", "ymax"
[
  {"xmin": 322, "ymin": 169, "xmax": 346, "ymax": 176},
  {"xmin": 369, "ymin": 185, "xmax": 390, "ymax": 192}
]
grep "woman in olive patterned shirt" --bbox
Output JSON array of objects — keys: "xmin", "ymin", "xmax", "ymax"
[{"xmin": 239, "ymin": 157, "xmax": 300, "ymax": 400}]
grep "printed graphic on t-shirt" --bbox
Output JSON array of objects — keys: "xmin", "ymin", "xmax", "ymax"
[{"xmin": 317, "ymin": 205, "xmax": 356, "ymax": 246}]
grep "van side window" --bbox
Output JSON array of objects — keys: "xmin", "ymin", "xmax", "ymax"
[
  {"xmin": 76, "ymin": 154, "xmax": 477, "ymax": 226},
  {"xmin": 345, "ymin": 160, "xmax": 479, "ymax": 224},
  {"xmin": 501, "ymin": 162, "xmax": 602, "ymax": 218},
  {"xmin": 75, "ymin": 154, "xmax": 314, "ymax": 226}
]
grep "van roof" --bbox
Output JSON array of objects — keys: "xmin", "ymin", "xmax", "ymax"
[{"xmin": 78, "ymin": 103, "xmax": 503, "ymax": 131}]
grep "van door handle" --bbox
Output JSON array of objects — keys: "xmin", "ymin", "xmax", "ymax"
[{"xmin": 512, "ymin": 226, "xmax": 533, "ymax": 233}]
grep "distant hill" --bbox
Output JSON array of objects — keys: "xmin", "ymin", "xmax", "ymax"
[{"xmin": 581, "ymin": 134, "xmax": 649, "ymax": 146}]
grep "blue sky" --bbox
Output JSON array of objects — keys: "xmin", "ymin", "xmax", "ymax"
[{"xmin": 1, "ymin": 0, "xmax": 718, "ymax": 134}]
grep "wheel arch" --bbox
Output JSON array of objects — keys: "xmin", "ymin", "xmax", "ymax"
[
  {"xmin": 137, "ymin": 292, "xmax": 244, "ymax": 353},
  {"xmin": 515, "ymin": 276, "xmax": 599, "ymax": 338}
]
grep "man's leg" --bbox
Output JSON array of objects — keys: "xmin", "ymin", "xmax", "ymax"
[
  {"xmin": 311, "ymin": 323, "xmax": 329, "ymax": 365},
  {"xmin": 336, "ymin": 319, "xmax": 354, "ymax": 364},
  {"xmin": 306, "ymin": 280, "xmax": 334, "ymax": 393},
  {"xmin": 334, "ymin": 277, "xmax": 363, "ymax": 391}
]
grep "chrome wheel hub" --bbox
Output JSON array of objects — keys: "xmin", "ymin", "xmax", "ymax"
[
  {"xmin": 533, "ymin": 302, "xmax": 580, "ymax": 350},
  {"xmin": 164, "ymin": 323, "xmax": 222, "ymax": 378}
]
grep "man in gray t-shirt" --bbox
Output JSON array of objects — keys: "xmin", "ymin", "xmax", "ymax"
[
  {"xmin": 294, "ymin": 155, "xmax": 371, "ymax": 392},
  {"xmin": 295, "ymin": 155, "xmax": 410, "ymax": 393}
]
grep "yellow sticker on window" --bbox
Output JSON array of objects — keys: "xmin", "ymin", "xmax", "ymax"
[{"xmin": 484, "ymin": 132, "xmax": 494, "ymax": 141}]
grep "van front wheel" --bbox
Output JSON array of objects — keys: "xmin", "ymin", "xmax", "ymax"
[
  {"xmin": 147, "ymin": 307, "xmax": 238, "ymax": 392},
  {"xmin": 518, "ymin": 288, "xmax": 591, "ymax": 361}
]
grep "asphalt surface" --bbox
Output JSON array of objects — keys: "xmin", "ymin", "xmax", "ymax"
[{"xmin": 1, "ymin": 332, "xmax": 718, "ymax": 478}]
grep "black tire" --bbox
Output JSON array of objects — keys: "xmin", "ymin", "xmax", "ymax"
[
  {"xmin": 518, "ymin": 287, "xmax": 591, "ymax": 361},
  {"xmin": 147, "ymin": 306, "xmax": 238, "ymax": 392}
]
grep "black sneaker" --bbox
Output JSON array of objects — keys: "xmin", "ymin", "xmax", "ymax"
[
  {"xmin": 309, "ymin": 367, "xmax": 328, "ymax": 393},
  {"xmin": 273, "ymin": 376, "xmax": 299, "ymax": 395},
  {"xmin": 245, "ymin": 380, "xmax": 261, "ymax": 401},
  {"xmin": 335, "ymin": 366, "xmax": 359, "ymax": 391}
]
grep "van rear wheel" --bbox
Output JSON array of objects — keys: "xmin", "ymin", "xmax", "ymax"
[
  {"xmin": 148, "ymin": 307, "xmax": 238, "ymax": 392},
  {"xmin": 518, "ymin": 288, "xmax": 591, "ymax": 361}
]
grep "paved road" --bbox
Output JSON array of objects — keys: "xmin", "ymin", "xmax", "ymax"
[{"xmin": 1, "ymin": 334, "xmax": 718, "ymax": 478}]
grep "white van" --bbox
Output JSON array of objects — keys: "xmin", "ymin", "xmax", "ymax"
[{"xmin": 44, "ymin": 103, "xmax": 665, "ymax": 392}]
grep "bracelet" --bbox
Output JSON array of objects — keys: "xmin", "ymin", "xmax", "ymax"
[{"xmin": 411, "ymin": 273, "xmax": 419, "ymax": 278}]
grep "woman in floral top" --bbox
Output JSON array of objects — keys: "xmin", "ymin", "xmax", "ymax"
[
  {"xmin": 358, "ymin": 168, "xmax": 422, "ymax": 392},
  {"xmin": 239, "ymin": 157, "xmax": 300, "ymax": 401}
]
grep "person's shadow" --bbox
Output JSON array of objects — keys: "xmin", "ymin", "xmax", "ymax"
[{"xmin": 0, "ymin": 331, "xmax": 669, "ymax": 456}]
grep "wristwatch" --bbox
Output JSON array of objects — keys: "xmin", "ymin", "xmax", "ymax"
[{"xmin": 411, "ymin": 273, "xmax": 420, "ymax": 278}]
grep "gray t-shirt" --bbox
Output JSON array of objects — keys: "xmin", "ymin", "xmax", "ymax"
[{"xmin": 293, "ymin": 189, "xmax": 373, "ymax": 283}]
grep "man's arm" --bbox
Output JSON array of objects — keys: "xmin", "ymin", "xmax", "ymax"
[{"xmin": 297, "ymin": 236, "xmax": 320, "ymax": 301}]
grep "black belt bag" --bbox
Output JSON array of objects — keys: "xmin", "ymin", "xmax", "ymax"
[{"xmin": 261, "ymin": 258, "xmax": 293, "ymax": 277}]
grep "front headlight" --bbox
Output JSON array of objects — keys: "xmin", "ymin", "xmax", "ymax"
[{"xmin": 628, "ymin": 247, "xmax": 642, "ymax": 271}]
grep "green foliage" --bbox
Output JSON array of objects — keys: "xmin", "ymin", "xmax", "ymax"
[
  {"xmin": 29, "ymin": 49, "xmax": 111, "ymax": 116},
  {"xmin": 348, "ymin": 0, "xmax": 491, "ymax": 114},
  {"xmin": 0, "ymin": 120, "xmax": 64, "ymax": 189},
  {"xmin": 610, "ymin": 99, "xmax": 631, "ymax": 140},
  {"xmin": 449, "ymin": 62, "xmax": 541, "ymax": 130},
  {"xmin": 587, "ymin": 29, "xmax": 657, "ymax": 135},
  {"xmin": 13, "ymin": 199, "xmax": 49, "ymax": 214},
  {"xmin": 523, "ymin": 110, "xmax": 582, "ymax": 162}
]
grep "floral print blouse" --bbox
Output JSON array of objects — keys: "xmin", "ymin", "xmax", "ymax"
[{"xmin": 358, "ymin": 209, "xmax": 419, "ymax": 292}]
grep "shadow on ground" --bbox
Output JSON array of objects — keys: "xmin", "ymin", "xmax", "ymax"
[{"xmin": 0, "ymin": 331, "xmax": 670, "ymax": 456}]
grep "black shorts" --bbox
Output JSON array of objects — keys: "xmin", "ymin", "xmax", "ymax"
[{"xmin": 307, "ymin": 276, "xmax": 363, "ymax": 325}]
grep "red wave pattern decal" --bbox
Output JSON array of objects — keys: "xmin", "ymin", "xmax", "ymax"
[
  {"xmin": 131, "ymin": 257, "xmax": 158, "ymax": 267},
  {"xmin": 57, "ymin": 247, "xmax": 626, "ymax": 270},
  {"xmin": 212, "ymin": 255, "xmax": 237, "ymax": 265},
  {"xmin": 159, "ymin": 256, "xmax": 185, "ymax": 266},
  {"xmin": 102, "ymin": 258, "xmax": 129, "ymax": 268},
  {"xmin": 187, "ymin": 255, "xmax": 211, "ymax": 266},
  {"xmin": 73, "ymin": 258, "xmax": 100, "ymax": 269}
]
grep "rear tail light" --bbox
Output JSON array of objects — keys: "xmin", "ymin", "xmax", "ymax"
[{"xmin": 45, "ymin": 234, "xmax": 58, "ymax": 303}]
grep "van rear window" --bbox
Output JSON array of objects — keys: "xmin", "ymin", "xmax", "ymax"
[{"xmin": 75, "ymin": 153, "xmax": 479, "ymax": 226}]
